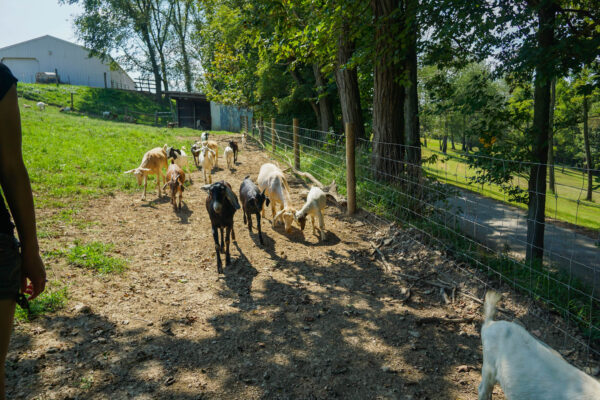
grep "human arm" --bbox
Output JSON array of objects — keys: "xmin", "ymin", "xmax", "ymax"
[{"xmin": 0, "ymin": 84, "xmax": 45, "ymax": 300}]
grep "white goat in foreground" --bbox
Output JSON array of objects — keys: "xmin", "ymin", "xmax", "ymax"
[
  {"xmin": 199, "ymin": 145, "xmax": 216, "ymax": 183},
  {"xmin": 224, "ymin": 146, "xmax": 234, "ymax": 170},
  {"xmin": 479, "ymin": 291, "xmax": 600, "ymax": 400},
  {"xmin": 124, "ymin": 147, "xmax": 168, "ymax": 200},
  {"xmin": 36, "ymin": 102, "xmax": 47, "ymax": 110},
  {"xmin": 257, "ymin": 163, "xmax": 296, "ymax": 232},
  {"xmin": 296, "ymin": 186, "xmax": 327, "ymax": 241}
]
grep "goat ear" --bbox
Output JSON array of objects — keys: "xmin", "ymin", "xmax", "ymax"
[
  {"xmin": 124, "ymin": 169, "xmax": 134, "ymax": 174},
  {"xmin": 139, "ymin": 168, "xmax": 151, "ymax": 172},
  {"xmin": 201, "ymin": 184, "xmax": 212, "ymax": 192},
  {"xmin": 225, "ymin": 186, "xmax": 241, "ymax": 210},
  {"xmin": 265, "ymin": 196, "xmax": 270, "ymax": 207},
  {"xmin": 162, "ymin": 182, "xmax": 167, "ymax": 190}
]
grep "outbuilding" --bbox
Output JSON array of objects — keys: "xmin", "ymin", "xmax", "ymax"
[
  {"xmin": 0, "ymin": 35, "xmax": 135, "ymax": 89},
  {"xmin": 165, "ymin": 91, "xmax": 252, "ymax": 133}
]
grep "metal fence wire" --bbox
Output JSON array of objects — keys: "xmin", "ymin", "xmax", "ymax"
[{"xmin": 248, "ymin": 118, "xmax": 600, "ymax": 369}]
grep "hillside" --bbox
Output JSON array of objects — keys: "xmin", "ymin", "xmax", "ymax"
[{"xmin": 17, "ymin": 83, "xmax": 173, "ymax": 125}]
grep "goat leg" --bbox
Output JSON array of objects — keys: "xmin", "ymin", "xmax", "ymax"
[
  {"xmin": 247, "ymin": 211, "xmax": 253, "ymax": 233},
  {"xmin": 212, "ymin": 226, "xmax": 223, "ymax": 274},
  {"xmin": 243, "ymin": 208, "xmax": 247, "ymax": 225},
  {"xmin": 220, "ymin": 227, "xmax": 225, "ymax": 252},
  {"xmin": 257, "ymin": 212, "xmax": 264, "ymax": 245},
  {"xmin": 225, "ymin": 226, "xmax": 232, "ymax": 266}
]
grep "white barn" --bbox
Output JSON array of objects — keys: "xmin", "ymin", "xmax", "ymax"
[{"xmin": 0, "ymin": 35, "xmax": 135, "ymax": 90}]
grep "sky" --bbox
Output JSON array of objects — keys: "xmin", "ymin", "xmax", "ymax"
[{"xmin": 0, "ymin": 0, "xmax": 83, "ymax": 50}]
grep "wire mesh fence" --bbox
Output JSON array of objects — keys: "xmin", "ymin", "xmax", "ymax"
[{"xmin": 246, "ymin": 117, "xmax": 600, "ymax": 366}]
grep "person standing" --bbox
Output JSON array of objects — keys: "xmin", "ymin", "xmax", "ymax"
[{"xmin": 0, "ymin": 62, "xmax": 46, "ymax": 400}]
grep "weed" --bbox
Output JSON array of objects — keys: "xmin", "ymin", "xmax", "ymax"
[
  {"xmin": 15, "ymin": 284, "xmax": 68, "ymax": 322},
  {"xmin": 64, "ymin": 241, "xmax": 127, "ymax": 274}
]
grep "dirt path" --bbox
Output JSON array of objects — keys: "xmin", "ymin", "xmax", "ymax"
[{"xmin": 7, "ymin": 135, "xmax": 596, "ymax": 399}]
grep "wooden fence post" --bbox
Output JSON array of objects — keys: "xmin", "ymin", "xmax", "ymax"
[
  {"xmin": 154, "ymin": 111, "xmax": 159, "ymax": 126},
  {"xmin": 293, "ymin": 118, "xmax": 300, "ymax": 170},
  {"xmin": 259, "ymin": 117, "xmax": 264, "ymax": 144},
  {"xmin": 346, "ymin": 122, "xmax": 356, "ymax": 215},
  {"xmin": 240, "ymin": 116, "xmax": 244, "ymax": 133},
  {"xmin": 70, "ymin": 92, "xmax": 74, "ymax": 109},
  {"xmin": 271, "ymin": 118, "xmax": 276, "ymax": 153},
  {"xmin": 245, "ymin": 115, "xmax": 249, "ymax": 135}
]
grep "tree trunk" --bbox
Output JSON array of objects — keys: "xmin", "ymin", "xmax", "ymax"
[
  {"xmin": 180, "ymin": 40, "xmax": 193, "ymax": 92},
  {"xmin": 313, "ymin": 64, "xmax": 335, "ymax": 133},
  {"xmin": 526, "ymin": 3, "xmax": 554, "ymax": 263},
  {"xmin": 173, "ymin": 0, "xmax": 193, "ymax": 92},
  {"xmin": 371, "ymin": 0, "xmax": 405, "ymax": 180},
  {"xmin": 442, "ymin": 117, "xmax": 448, "ymax": 153},
  {"xmin": 583, "ymin": 94, "xmax": 593, "ymax": 201},
  {"xmin": 450, "ymin": 128, "xmax": 455, "ymax": 150},
  {"xmin": 141, "ymin": 26, "xmax": 163, "ymax": 101},
  {"xmin": 462, "ymin": 114, "xmax": 468, "ymax": 153},
  {"xmin": 404, "ymin": 0, "xmax": 421, "ymax": 179},
  {"xmin": 290, "ymin": 67, "xmax": 321, "ymax": 128},
  {"xmin": 548, "ymin": 79, "xmax": 556, "ymax": 192},
  {"xmin": 159, "ymin": 52, "xmax": 169, "ymax": 92},
  {"xmin": 335, "ymin": 21, "xmax": 366, "ymax": 142}
]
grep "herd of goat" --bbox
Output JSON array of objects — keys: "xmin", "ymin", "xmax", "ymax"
[
  {"xmin": 123, "ymin": 132, "xmax": 329, "ymax": 274},
  {"xmin": 122, "ymin": 132, "xmax": 600, "ymax": 400}
]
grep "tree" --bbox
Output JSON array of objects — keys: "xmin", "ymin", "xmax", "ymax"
[{"xmin": 170, "ymin": 0, "xmax": 196, "ymax": 92}]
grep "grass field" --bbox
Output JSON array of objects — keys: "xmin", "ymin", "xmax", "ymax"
[
  {"xmin": 18, "ymin": 83, "xmax": 173, "ymax": 125},
  {"xmin": 421, "ymin": 139, "xmax": 600, "ymax": 230}
]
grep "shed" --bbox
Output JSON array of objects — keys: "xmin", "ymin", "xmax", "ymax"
[{"xmin": 165, "ymin": 91, "xmax": 253, "ymax": 133}]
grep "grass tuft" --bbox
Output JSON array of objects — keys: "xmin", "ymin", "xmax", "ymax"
[
  {"xmin": 15, "ymin": 284, "xmax": 68, "ymax": 322},
  {"xmin": 64, "ymin": 241, "xmax": 127, "ymax": 274}
]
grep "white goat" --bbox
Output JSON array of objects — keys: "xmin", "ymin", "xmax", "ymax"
[
  {"xmin": 241, "ymin": 133, "xmax": 247, "ymax": 148},
  {"xmin": 224, "ymin": 146, "xmax": 234, "ymax": 170},
  {"xmin": 102, "ymin": 111, "xmax": 111, "ymax": 118},
  {"xmin": 201, "ymin": 131, "xmax": 209, "ymax": 142},
  {"xmin": 124, "ymin": 147, "xmax": 168, "ymax": 200},
  {"xmin": 202, "ymin": 139, "xmax": 219, "ymax": 168},
  {"xmin": 479, "ymin": 291, "xmax": 600, "ymax": 400},
  {"xmin": 36, "ymin": 102, "xmax": 47, "ymax": 110},
  {"xmin": 295, "ymin": 186, "xmax": 327, "ymax": 241},
  {"xmin": 257, "ymin": 163, "xmax": 296, "ymax": 233},
  {"xmin": 199, "ymin": 145, "xmax": 216, "ymax": 183}
]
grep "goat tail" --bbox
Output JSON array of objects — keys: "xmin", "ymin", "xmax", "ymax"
[{"xmin": 483, "ymin": 290, "xmax": 501, "ymax": 325}]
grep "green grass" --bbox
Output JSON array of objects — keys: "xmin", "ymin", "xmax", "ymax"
[
  {"xmin": 17, "ymin": 83, "xmax": 173, "ymax": 125},
  {"xmin": 61, "ymin": 240, "xmax": 127, "ymax": 274},
  {"xmin": 422, "ymin": 138, "xmax": 600, "ymax": 230},
  {"xmin": 15, "ymin": 283, "xmax": 68, "ymax": 322}
]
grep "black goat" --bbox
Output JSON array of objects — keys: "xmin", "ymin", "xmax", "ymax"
[
  {"xmin": 202, "ymin": 181, "xmax": 240, "ymax": 274},
  {"xmin": 229, "ymin": 140, "xmax": 239, "ymax": 163},
  {"xmin": 239, "ymin": 176, "xmax": 269, "ymax": 245}
]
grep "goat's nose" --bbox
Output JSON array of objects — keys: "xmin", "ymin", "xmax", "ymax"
[{"xmin": 213, "ymin": 201, "xmax": 222, "ymax": 214}]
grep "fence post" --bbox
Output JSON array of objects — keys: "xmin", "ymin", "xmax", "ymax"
[
  {"xmin": 240, "ymin": 116, "xmax": 244, "ymax": 133},
  {"xmin": 346, "ymin": 122, "xmax": 356, "ymax": 215},
  {"xmin": 70, "ymin": 92, "xmax": 74, "ymax": 109},
  {"xmin": 271, "ymin": 118, "xmax": 276, "ymax": 153},
  {"xmin": 154, "ymin": 111, "xmax": 158, "ymax": 126},
  {"xmin": 293, "ymin": 118, "xmax": 300, "ymax": 170},
  {"xmin": 259, "ymin": 117, "xmax": 264, "ymax": 144},
  {"xmin": 245, "ymin": 115, "xmax": 249, "ymax": 135}
]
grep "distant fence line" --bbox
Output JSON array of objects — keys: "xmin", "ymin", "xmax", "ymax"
[{"xmin": 244, "ymin": 116, "xmax": 600, "ymax": 367}]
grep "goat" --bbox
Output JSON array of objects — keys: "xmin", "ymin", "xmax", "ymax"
[
  {"xmin": 296, "ymin": 186, "xmax": 327, "ymax": 241},
  {"xmin": 257, "ymin": 163, "xmax": 297, "ymax": 233},
  {"xmin": 241, "ymin": 133, "xmax": 247, "ymax": 148},
  {"xmin": 202, "ymin": 140, "xmax": 219, "ymax": 167},
  {"xmin": 167, "ymin": 121, "xmax": 177, "ymax": 128},
  {"xmin": 36, "ymin": 102, "xmax": 47, "ymax": 110},
  {"xmin": 199, "ymin": 144, "xmax": 216, "ymax": 183},
  {"xmin": 201, "ymin": 131, "xmax": 209, "ymax": 142},
  {"xmin": 165, "ymin": 145, "xmax": 190, "ymax": 182},
  {"xmin": 59, "ymin": 106, "xmax": 71, "ymax": 112},
  {"xmin": 239, "ymin": 176, "xmax": 270, "ymax": 245},
  {"xmin": 102, "ymin": 111, "xmax": 111, "ymax": 118},
  {"xmin": 23, "ymin": 104, "xmax": 31, "ymax": 109},
  {"xmin": 224, "ymin": 146, "xmax": 234, "ymax": 170},
  {"xmin": 162, "ymin": 161, "xmax": 185, "ymax": 210},
  {"xmin": 229, "ymin": 140, "xmax": 239, "ymax": 163},
  {"xmin": 124, "ymin": 147, "xmax": 168, "ymax": 200},
  {"xmin": 202, "ymin": 181, "xmax": 240, "ymax": 274},
  {"xmin": 479, "ymin": 291, "xmax": 600, "ymax": 400},
  {"xmin": 191, "ymin": 141, "xmax": 202, "ymax": 167}
]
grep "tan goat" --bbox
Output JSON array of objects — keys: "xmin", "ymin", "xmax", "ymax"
[{"xmin": 124, "ymin": 147, "xmax": 168, "ymax": 200}]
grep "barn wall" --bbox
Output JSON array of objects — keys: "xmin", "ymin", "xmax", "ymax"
[
  {"xmin": 0, "ymin": 36, "xmax": 134, "ymax": 89},
  {"xmin": 210, "ymin": 102, "xmax": 252, "ymax": 132}
]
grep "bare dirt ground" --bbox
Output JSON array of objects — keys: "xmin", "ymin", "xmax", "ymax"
[{"xmin": 7, "ymin": 135, "xmax": 597, "ymax": 399}]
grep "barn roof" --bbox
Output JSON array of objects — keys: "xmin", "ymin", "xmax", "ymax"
[{"xmin": 164, "ymin": 91, "xmax": 209, "ymax": 101}]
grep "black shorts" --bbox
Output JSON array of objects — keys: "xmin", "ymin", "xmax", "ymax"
[{"xmin": 0, "ymin": 233, "xmax": 21, "ymax": 300}]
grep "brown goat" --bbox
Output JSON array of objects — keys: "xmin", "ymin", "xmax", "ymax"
[{"xmin": 163, "ymin": 161, "xmax": 185, "ymax": 210}]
